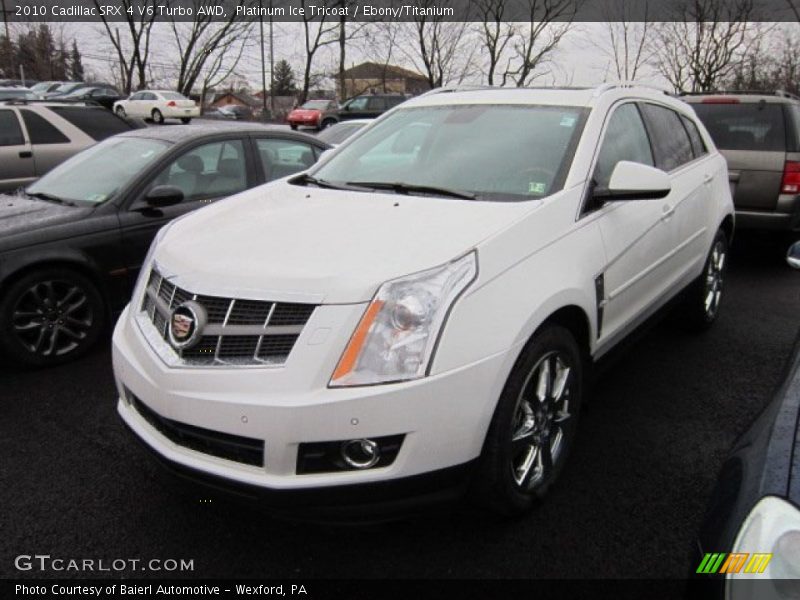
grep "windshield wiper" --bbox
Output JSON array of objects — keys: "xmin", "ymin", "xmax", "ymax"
[
  {"xmin": 26, "ymin": 192, "xmax": 77, "ymax": 207},
  {"xmin": 291, "ymin": 173, "xmax": 368, "ymax": 192},
  {"xmin": 345, "ymin": 181, "xmax": 477, "ymax": 200}
]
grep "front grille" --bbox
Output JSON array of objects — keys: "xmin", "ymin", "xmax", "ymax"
[
  {"xmin": 140, "ymin": 268, "xmax": 315, "ymax": 366},
  {"xmin": 130, "ymin": 393, "xmax": 264, "ymax": 467}
]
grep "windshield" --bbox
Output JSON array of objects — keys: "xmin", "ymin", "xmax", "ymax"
[
  {"xmin": 309, "ymin": 104, "xmax": 586, "ymax": 201},
  {"xmin": 301, "ymin": 100, "xmax": 329, "ymax": 110},
  {"xmin": 27, "ymin": 136, "xmax": 170, "ymax": 204}
]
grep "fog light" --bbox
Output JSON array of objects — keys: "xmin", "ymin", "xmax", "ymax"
[{"xmin": 341, "ymin": 439, "xmax": 380, "ymax": 469}]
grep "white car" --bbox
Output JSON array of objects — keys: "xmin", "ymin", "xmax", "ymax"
[
  {"xmin": 113, "ymin": 90, "xmax": 199, "ymax": 124},
  {"xmin": 112, "ymin": 84, "xmax": 733, "ymax": 515}
]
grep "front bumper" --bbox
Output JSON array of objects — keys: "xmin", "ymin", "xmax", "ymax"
[{"xmin": 113, "ymin": 304, "xmax": 509, "ymax": 505}]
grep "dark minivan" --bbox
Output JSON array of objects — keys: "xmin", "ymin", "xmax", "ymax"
[{"xmin": 685, "ymin": 91, "xmax": 800, "ymax": 231}]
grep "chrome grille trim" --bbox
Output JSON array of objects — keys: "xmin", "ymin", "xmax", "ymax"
[{"xmin": 136, "ymin": 267, "xmax": 315, "ymax": 368}]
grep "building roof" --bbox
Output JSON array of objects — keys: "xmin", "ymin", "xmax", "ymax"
[{"xmin": 340, "ymin": 62, "xmax": 427, "ymax": 81}]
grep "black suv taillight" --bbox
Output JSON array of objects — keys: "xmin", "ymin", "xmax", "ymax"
[{"xmin": 781, "ymin": 161, "xmax": 800, "ymax": 194}]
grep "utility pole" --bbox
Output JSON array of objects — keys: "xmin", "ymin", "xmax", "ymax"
[
  {"xmin": 259, "ymin": 1, "xmax": 267, "ymax": 119},
  {"xmin": 269, "ymin": 0, "xmax": 275, "ymax": 118}
]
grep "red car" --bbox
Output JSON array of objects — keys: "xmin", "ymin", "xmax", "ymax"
[{"xmin": 287, "ymin": 99, "xmax": 338, "ymax": 130}]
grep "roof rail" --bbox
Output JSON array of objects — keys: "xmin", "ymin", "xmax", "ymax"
[
  {"xmin": 593, "ymin": 81, "xmax": 671, "ymax": 97},
  {"xmin": 678, "ymin": 89, "xmax": 800, "ymax": 101}
]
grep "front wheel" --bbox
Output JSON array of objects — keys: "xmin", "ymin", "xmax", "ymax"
[
  {"xmin": 289, "ymin": 123, "xmax": 298, "ymax": 131},
  {"xmin": 115, "ymin": 106, "xmax": 126, "ymax": 118},
  {"xmin": 180, "ymin": 117, "xmax": 191, "ymax": 124},
  {"xmin": 677, "ymin": 229, "xmax": 728, "ymax": 331},
  {"xmin": 0, "ymin": 268, "xmax": 106, "ymax": 367},
  {"xmin": 320, "ymin": 118, "xmax": 337, "ymax": 130},
  {"xmin": 472, "ymin": 324, "xmax": 583, "ymax": 516},
  {"xmin": 152, "ymin": 109, "xmax": 164, "ymax": 124}
]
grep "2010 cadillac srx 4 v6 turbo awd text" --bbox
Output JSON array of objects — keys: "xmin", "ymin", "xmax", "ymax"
[{"xmin": 113, "ymin": 84, "xmax": 734, "ymax": 516}]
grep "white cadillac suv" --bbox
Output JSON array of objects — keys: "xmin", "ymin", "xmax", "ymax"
[{"xmin": 112, "ymin": 84, "xmax": 734, "ymax": 516}]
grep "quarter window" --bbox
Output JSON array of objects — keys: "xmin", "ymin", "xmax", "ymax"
[
  {"xmin": 640, "ymin": 104, "xmax": 695, "ymax": 171},
  {"xmin": 256, "ymin": 138, "xmax": 317, "ymax": 181},
  {"xmin": 20, "ymin": 110, "xmax": 70, "ymax": 144},
  {"xmin": 0, "ymin": 110, "xmax": 24, "ymax": 146},
  {"xmin": 593, "ymin": 103, "xmax": 654, "ymax": 189},
  {"xmin": 681, "ymin": 115, "xmax": 708, "ymax": 158}
]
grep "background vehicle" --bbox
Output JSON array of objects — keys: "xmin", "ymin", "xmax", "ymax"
[
  {"xmin": 0, "ymin": 123, "xmax": 329, "ymax": 367},
  {"xmin": 60, "ymin": 85, "xmax": 122, "ymax": 111},
  {"xmin": 45, "ymin": 82, "xmax": 86, "ymax": 97},
  {"xmin": 114, "ymin": 90, "xmax": 200, "ymax": 124},
  {"xmin": 204, "ymin": 105, "xmax": 254, "ymax": 121},
  {"xmin": 335, "ymin": 93, "xmax": 407, "ymax": 122},
  {"xmin": 316, "ymin": 119, "xmax": 371, "ymax": 147},
  {"xmin": 30, "ymin": 81, "xmax": 64, "ymax": 96},
  {"xmin": 0, "ymin": 100, "xmax": 141, "ymax": 193},
  {"xmin": 689, "ymin": 246, "xmax": 800, "ymax": 597},
  {"xmin": 112, "ymin": 84, "xmax": 734, "ymax": 517},
  {"xmin": 0, "ymin": 87, "xmax": 39, "ymax": 101},
  {"xmin": 287, "ymin": 99, "xmax": 338, "ymax": 130},
  {"xmin": 685, "ymin": 91, "xmax": 800, "ymax": 231}
]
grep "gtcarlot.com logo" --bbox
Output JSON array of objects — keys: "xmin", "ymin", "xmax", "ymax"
[{"xmin": 14, "ymin": 554, "xmax": 194, "ymax": 573}]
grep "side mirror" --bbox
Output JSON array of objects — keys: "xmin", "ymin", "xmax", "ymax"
[
  {"xmin": 788, "ymin": 241, "xmax": 800, "ymax": 269},
  {"xmin": 145, "ymin": 185, "xmax": 183, "ymax": 208},
  {"xmin": 594, "ymin": 161, "xmax": 671, "ymax": 202}
]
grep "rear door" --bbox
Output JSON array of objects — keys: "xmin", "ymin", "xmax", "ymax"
[
  {"xmin": 18, "ymin": 109, "xmax": 75, "ymax": 178},
  {"xmin": 0, "ymin": 108, "xmax": 34, "ymax": 191},
  {"xmin": 691, "ymin": 100, "xmax": 786, "ymax": 211}
]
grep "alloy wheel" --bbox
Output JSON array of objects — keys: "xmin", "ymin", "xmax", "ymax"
[
  {"xmin": 10, "ymin": 279, "xmax": 94, "ymax": 358},
  {"xmin": 510, "ymin": 351, "xmax": 573, "ymax": 489},
  {"xmin": 704, "ymin": 240, "xmax": 726, "ymax": 319}
]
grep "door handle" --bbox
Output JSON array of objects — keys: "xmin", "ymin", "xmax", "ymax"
[
  {"xmin": 703, "ymin": 173, "xmax": 713, "ymax": 185},
  {"xmin": 19, "ymin": 151, "xmax": 32, "ymax": 158},
  {"xmin": 661, "ymin": 204, "xmax": 675, "ymax": 220}
]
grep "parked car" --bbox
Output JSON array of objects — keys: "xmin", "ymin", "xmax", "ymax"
[
  {"xmin": 334, "ymin": 93, "xmax": 407, "ymax": 123},
  {"xmin": 287, "ymin": 99, "xmax": 338, "ymax": 130},
  {"xmin": 0, "ymin": 87, "xmax": 39, "ymax": 101},
  {"xmin": 60, "ymin": 85, "xmax": 123, "ymax": 111},
  {"xmin": 112, "ymin": 84, "xmax": 734, "ymax": 517},
  {"xmin": 30, "ymin": 81, "xmax": 65, "ymax": 96},
  {"xmin": 0, "ymin": 123, "xmax": 328, "ymax": 367},
  {"xmin": 114, "ymin": 90, "xmax": 200, "ymax": 124},
  {"xmin": 316, "ymin": 118, "xmax": 371, "ymax": 147},
  {"xmin": 0, "ymin": 100, "xmax": 142, "ymax": 193},
  {"xmin": 684, "ymin": 91, "xmax": 800, "ymax": 231},
  {"xmin": 45, "ymin": 82, "xmax": 86, "ymax": 97},
  {"xmin": 689, "ymin": 244, "xmax": 800, "ymax": 599},
  {"xmin": 204, "ymin": 105, "xmax": 254, "ymax": 121}
]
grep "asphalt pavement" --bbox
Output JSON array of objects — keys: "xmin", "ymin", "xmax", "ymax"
[{"xmin": 1, "ymin": 232, "xmax": 799, "ymax": 580}]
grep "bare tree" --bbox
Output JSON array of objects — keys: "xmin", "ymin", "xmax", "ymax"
[
  {"xmin": 167, "ymin": 1, "xmax": 255, "ymax": 96},
  {"xmin": 298, "ymin": 0, "xmax": 338, "ymax": 102},
  {"xmin": 474, "ymin": 0, "xmax": 578, "ymax": 87},
  {"xmin": 93, "ymin": 0, "xmax": 159, "ymax": 92},
  {"xmin": 650, "ymin": 0, "xmax": 764, "ymax": 93},
  {"xmin": 594, "ymin": 0, "xmax": 653, "ymax": 81}
]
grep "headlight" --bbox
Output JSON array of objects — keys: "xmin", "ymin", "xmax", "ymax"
[
  {"xmin": 726, "ymin": 496, "xmax": 800, "ymax": 600},
  {"xmin": 330, "ymin": 251, "xmax": 477, "ymax": 387}
]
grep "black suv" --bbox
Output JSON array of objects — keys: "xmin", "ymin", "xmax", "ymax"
[
  {"xmin": 684, "ymin": 91, "xmax": 800, "ymax": 231},
  {"xmin": 335, "ymin": 93, "xmax": 407, "ymax": 122}
]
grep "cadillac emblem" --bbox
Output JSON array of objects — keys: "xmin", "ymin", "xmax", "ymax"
[{"xmin": 168, "ymin": 301, "xmax": 206, "ymax": 350}]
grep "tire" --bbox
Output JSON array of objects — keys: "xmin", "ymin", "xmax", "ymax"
[
  {"xmin": 152, "ymin": 109, "xmax": 164, "ymax": 124},
  {"xmin": 115, "ymin": 106, "xmax": 126, "ymax": 118},
  {"xmin": 472, "ymin": 324, "xmax": 584, "ymax": 516},
  {"xmin": 320, "ymin": 118, "xmax": 336, "ymax": 130},
  {"xmin": 0, "ymin": 268, "xmax": 106, "ymax": 367},
  {"xmin": 181, "ymin": 118, "xmax": 191, "ymax": 124},
  {"xmin": 290, "ymin": 123, "xmax": 298, "ymax": 131},
  {"xmin": 677, "ymin": 229, "xmax": 728, "ymax": 331}
]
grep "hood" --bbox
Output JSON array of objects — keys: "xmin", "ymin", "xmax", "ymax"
[
  {"xmin": 155, "ymin": 182, "xmax": 539, "ymax": 304},
  {"xmin": 0, "ymin": 194, "xmax": 91, "ymax": 246}
]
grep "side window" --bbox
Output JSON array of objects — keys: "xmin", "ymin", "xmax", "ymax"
[
  {"xmin": 593, "ymin": 103, "xmax": 654, "ymax": 189},
  {"xmin": 256, "ymin": 138, "xmax": 317, "ymax": 181},
  {"xmin": 681, "ymin": 114, "xmax": 708, "ymax": 158},
  {"xmin": 20, "ymin": 110, "xmax": 70, "ymax": 144},
  {"xmin": 640, "ymin": 104, "xmax": 695, "ymax": 171},
  {"xmin": 367, "ymin": 97, "xmax": 387, "ymax": 111},
  {"xmin": 130, "ymin": 92, "xmax": 143, "ymax": 101},
  {"xmin": 347, "ymin": 97, "xmax": 368, "ymax": 111},
  {"xmin": 47, "ymin": 107, "xmax": 133, "ymax": 141},
  {"xmin": 0, "ymin": 110, "xmax": 24, "ymax": 146},
  {"xmin": 151, "ymin": 139, "xmax": 247, "ymax": 201}
]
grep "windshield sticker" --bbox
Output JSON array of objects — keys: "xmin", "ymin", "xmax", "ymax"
[
  {"xmin": 560, "ymin": 116, "xmax": 577, "ymax": 127},
  {"xmin": 529, "ymin": 182, "xmax": 547, "ymax": 195},
  {"xmin": 86, "ymin": 193, "xmax": 107, "ymax": 203}
]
